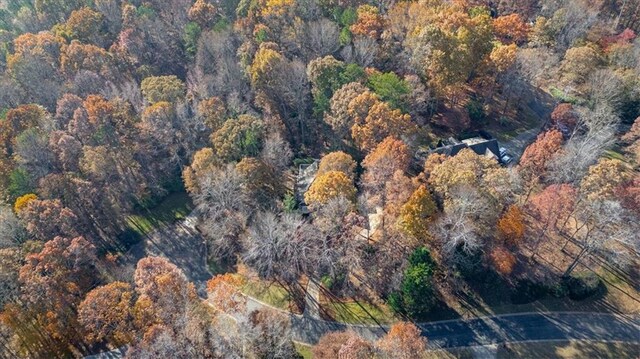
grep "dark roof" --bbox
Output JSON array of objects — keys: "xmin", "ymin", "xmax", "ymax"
[{"xmin": 431, "ymin": 138, "xmax": 500, "ymax": 158}]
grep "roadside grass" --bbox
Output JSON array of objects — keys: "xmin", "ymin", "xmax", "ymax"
[
  {"xmin": 239, "ymin": 277, "xmax": 294, "ymax": 311},
  {"xmin": 126, "ymin": 192, "xmax": 193, "ymax": 236},
  {"xmin": 322, "ymin": 300, "xmax": 397, "ymax": 325},
  {"xmin": 294, "ymin": 342, "xmax": 313, "ymax": 359},
  {"xmin": 497, "ymin": 340, "xmax": 640, "ymax": 359}
]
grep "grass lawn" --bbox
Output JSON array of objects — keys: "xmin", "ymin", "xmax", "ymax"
[
  {"xmin": 126, "ymin": 192, "xmax": 193, "ymax": 236},
  {"xmin": 294, "ymin": 342, "xmax": 313, "ymax": 359},
  {"xmin": 496, "ymin": 340, "xmax": 639, "ymax": 359},
  {"xmin": 322, "ymin": 300, "xmax": 397, "ymax": 325},
  {"xmin": 239, "ymin": 277, "xmax": 294, "ymax": 311}
]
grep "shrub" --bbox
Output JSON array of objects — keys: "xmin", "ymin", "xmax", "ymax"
[
  {"xmin": 510, "ymin": 279, "xmax": 547, "ymax": 304},
  {"xmin": 564, "ymin": 272, "xmax": 604, "ymax": 301}
]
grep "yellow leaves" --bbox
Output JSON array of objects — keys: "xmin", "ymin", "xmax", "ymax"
[
  {"xmin": 428, "ymin": 148, "xmax": 500, "ymax": 198},
  {"xmin": 350, "ymin": 98, "xmax": 413, "ymax": 152},
  {"xmin": 141, "ymin": 75, "xmax": 186, "ymax": 104},
  {"xmin": 261, "ymin": 0, "xmax": 294, "ymax": 17},
  {"xmin": 398, "ymin": 185, "xmax": 437, "ymax": 241},
  {"xmin": 490, "ymin": 43, "xmax": 517, "ymax": 72},
  {"xmin": 317, "ymin": 151, "xmax": 357, "ymax": 180},
  {"xmin": 304, "ymin": 171, "xmax": 356, "ymax": 208},
  {"xmin": 250, "ymin": 45, "xmax": 285, "ymax": 89},
  {"xmin": 580, "ymin": 158, "xmax": 632, "ymax": 201},
  {"xmin": 14, "ymin": 193, "xmax": 37, "ymax": 213}
]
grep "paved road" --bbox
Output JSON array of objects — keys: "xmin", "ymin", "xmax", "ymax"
[
  {"xmin": 139, "ymin": 219, "xmax": 640, "ymax": 349},
  {"xmin": 243, "ymin": 290, "xmax": 640, "ymax": 348}
]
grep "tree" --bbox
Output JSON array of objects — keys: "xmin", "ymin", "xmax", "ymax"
[
  {"xmin": 561, "ymin": 46, "xmax": 603, "ymax": 84},
  {"xmin": 313, "ymin": 331, "xmax": 369, "ymax": 359},
  {"xmin": 0, "ymin": 206, "xmax": 24, "ymax": 248},
  {"xmin": 188, "ymin": 0, "xmax": 217, "ymax": 27},
  {"xmin": 527, "ymin": 184, "xmax": 577, "ymax": 258},
  {"xmin": 236, "ymin": 157, "xmax": 283, "ymax": 206},
  {"xmin": 489, "ymin": 246, "xmax": 517, "ymax": 275},
  {"xmin": 260, "ymin": 132, "xmax": 293, "ymax": 173},
  {"xmin": 141, "ymin": 76, "xmax": 186, "ymax": 104},
  {"xmin": 550, "ymin": 103, "xmax": 579, "ymax": 136},
  {"xmin": 13, "ymin": 193, "xmax": 36, "ymax": 213},
  {"xmin": 78, "ymin": 282, "xmax": 135, "ymax": 346},
  {"xmin": 12, "ymin": 236, "xmax": 98, "ymax": 356},
  {"xmin": 398, "ymin": 185, "xmax": 437, "ymax": 241},
  {"xmin": 197, "ymin": 96, "xmax": 226, "ymax": 132},
  {"xmin": 367, "ymin": 72, "xmax": 410, "ymax": 110},
  {"xmin": 429, "ymin": 148, "xmax": 502, "ymax": 200},
  {"xmin": 133, "ymin": 257, "xmax": 198, "ymax": 328},
  {"xmin": 580, "ymin": 159, "xmax": 632, "ymax": 201},
  {"xmin": 304, "ymin": 171, "xmax": 356, "ymax": 208},
  {"xmin": 350, "ymin": 5, "xmax": 384, "ymax": 39},
  {"xmin": 324, "ymin": 82, "xmax": 368, "ymax": 140},
  {"xmin": 493, "ymin": 14, "xmax": 530, "ymax": 45},
  {"xmin": 388, "ymin": 247, "xmax": 436, "ymax": 319},
  {"xmin": 497, "ymin": 205, "xmax": 525, "ymax": 245},
  {"xmin": 17, "ymin": 198, "xmax": 80, "ymax": 241},
  {"xmin": 211, "ymin": 114, "xmax": 265, "ymax": 162},
  {"xmin": 62, "ymin": 7, "xmax": 107, "ymax": 46},
  {"xmin": 349, "ymin": 93, "xmax": 412, "ymax": 152},
  {"xmin": 376, "ymin": 322, "xmax": 428, "ymax": 359},
  {"xmin": 317, "ymin": 151, "xmax": 357, "ymax": 180},
  {"xmin": 361, "ymin": 136, "xmax": 411, "ymax": 194},
  {"xmin": 518, "ymin": 129, "xmax": 563, "ymax": 182}
]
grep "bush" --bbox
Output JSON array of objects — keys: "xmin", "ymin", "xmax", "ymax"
[
  {"xmin": 564, "ymin": 272, "xmax": 604, "ymax": 301},
  {"xmin": 466, "ymin": 99, "xmax": 486, "ymax": 124},
  {"xmin": 510, "ymin": 279, "xmax": 547, "ymax": 304}
]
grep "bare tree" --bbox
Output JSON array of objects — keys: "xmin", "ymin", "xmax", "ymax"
[
  {"xmin": 0, "ymin": 207, "xmax": 24, "ymax": 248},
  {"xmin": 434, "ymin": 186, "xmax": 495, "ymax": 256},
  {"xmin": 564, "ymin": 200, "xmax": 636, "ymax": 276},
  {"xmin": 298, "ymin": 19, "xmax": 340, "ymax": 60},
  {"xmin": 193, "ymin": 164, "xmax": 250, "ymax": 260},
  {"xmin": 260, "ymin": 132, "xmax": 293, "ymax": 173},
  {"xmin": 549, "ymin": 105, "xmax": 618, "ymax": 184}
]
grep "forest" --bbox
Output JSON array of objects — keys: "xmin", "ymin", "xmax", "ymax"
[{"xmin": 0, "ymin": 0, "xmax": 639, "ymax": 358}]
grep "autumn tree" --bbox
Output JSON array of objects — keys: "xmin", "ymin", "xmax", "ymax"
[
  {"xmin": 550, "ymin": 103, "xmax": 579, "ymax": 136},
  {"xmin": 236, "ymin": 157, "xmax": 284, "ymax": 206},
  {"xmin": 305, "ymin": 171, "xmax": 356, "ymax": 208},
  {"xmin": 313, "ymin": 331, "xmax": 372, "ymax": 359},
  {"xmin": 497, "ymin": 205, "xmax": 525, "ymax": 245},
  {"xmin": 518, "ymin": 129, "xmax": 563, "ymax": 183},
  {"xmin": 141, "ymin": 76, "xmax": 186, "ymax": 104},
  {"xmin": 78, "ymin": 282, "xmax": 135, "ymax": 346},
  {"xmin": 133, "ymin": 257, "xmax": 198, "ymax": 328},
  {"xmin": 350, "ymin": 5, "xmax": 384, "ymax": 39},
  {"xmin": 211, "ymin": 114, "xmax": 265, "ymax": 162},
  {"xmin": 527, "ymin": 184, "xmax": 577, "ymax": 259},
  {"xmin": 349, "ymin": 92, "xmax": 413, "ymax": 152},
  {"xmin": 376, "ymin": 322, "xmax": 428, "ymax": 359},
  {"xmin": 197, "ymin": 96, "xmax": 226, "ymax": 131},
  {"xmin": 398, "ymin": 185, "xmax": 438, "ymax": 241},
  {"xmin": 361, "ymin": 136, "xmax": 411, "ymax": 195},
  {"xmin": 580, "ymin": 158, "xmax": 632, "ymax": 201},
  {"xmin": 489, "ymin": 246, "xmax": 517, "ymax": 275},
  {"xmin": 493, "ymin": 14, "xmax": 530, "ymax": 45},
  {"xmin": 561, "ymin": 46, "xmax": 603, "ymax": 84},
  {"xmin": 188, "ymin": 0, "xmax": 217, "ymax": 27},
  {"xmin": 324, "ymin": 82, "xmax": 368, "ymax": 140},
  {"xmin": 317, "ymin": 151, "xmax": 357, "ymax": 180}
]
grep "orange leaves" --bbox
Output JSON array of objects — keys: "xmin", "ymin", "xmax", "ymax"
[
  {"xmin": 350, "ymin": 5, "xmax": 385, "ymax": 39},
  {"xmin": 376, "ymin": 322, "xmax": 427, "ymax": 359},
  {"xmin": 349, "ymin": 96, "xmax": 412, "ymax": 152},
  {"xmin": 207, "ymin": 274, "xmax": 246, "ymax": 313},
  {"xmin": 519, "ymin": 129, "xmax": 563, "ymax": 179},
  {"xmin": 489, "ymin": 246, "xmax": 516, "ymax": 275},
  {"xmin": 497, "ymin": 205, "xmax": 525, "ymax": 244},
  {"xmin": 493, "ymin": 14, "xmax": 530, "ymax": 45},
  {"xmin": 317, "ymin": 151, "xmax": 357, "ymax": 180},
  {"xmin": 398, "ymin": 185, "xmax": 437, "ymax": 241}
]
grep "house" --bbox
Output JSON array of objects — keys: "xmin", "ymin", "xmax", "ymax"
[{"xmin": 417, "ymin": 131, "xmax": 502, "ymax": 162}]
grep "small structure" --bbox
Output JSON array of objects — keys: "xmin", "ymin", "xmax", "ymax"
[{"xmin": 295, "ymin": 160, "xmax": 319, "ymax": 214}]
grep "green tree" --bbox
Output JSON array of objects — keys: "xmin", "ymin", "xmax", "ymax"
[
  {"xmin": 367, "ymin": 72, "xmax": 409, "ymax": 111},
  {"xmin": 389, "ymin": 247, "xmax": 436, "ymax": 318}
]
